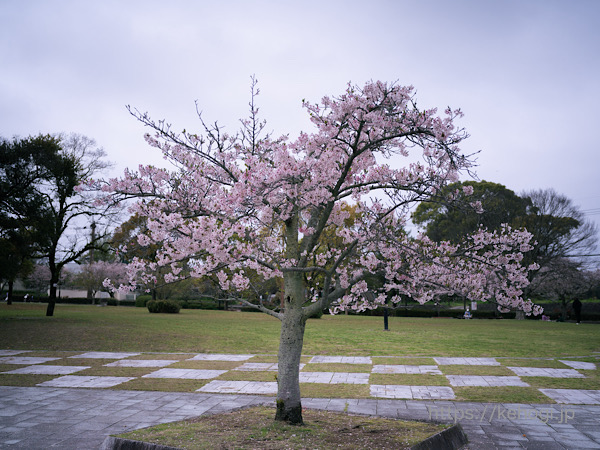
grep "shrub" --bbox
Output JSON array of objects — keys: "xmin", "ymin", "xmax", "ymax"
[
  {"xmin": 135, "ymin": 295, "xmax": 152, "ymax": 307},
  {"xmin": 147, "ymin": 299, "xmax": 181, "ymax": 313}
]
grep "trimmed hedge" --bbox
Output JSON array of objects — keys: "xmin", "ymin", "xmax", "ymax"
[
  {"xmin": 179, "ymin": 299, "xmax": 221, "ymax": 310},
  {"xmin": 106, "ymin": 299, "xmax": 136, "ymax": 307},
  {"xmin": 135, "ymin": 295, "xmax": 152, "ymax": 307},
  {"xmin": 24, "ymin": 297, "xmax": 134, "ymax": 307},
  {"xmin": 147, "ymin": 299, "xmax": 181, "ymax": 314}
]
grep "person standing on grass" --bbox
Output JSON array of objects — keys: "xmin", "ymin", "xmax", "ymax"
[{"xmin": 572, "ymin": 297, "xmax": 582, "ymax": 324}]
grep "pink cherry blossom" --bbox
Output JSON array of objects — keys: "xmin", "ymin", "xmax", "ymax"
[{"xmin": 102, "ymin": 79, "xmax": 541, "ymax": 424}]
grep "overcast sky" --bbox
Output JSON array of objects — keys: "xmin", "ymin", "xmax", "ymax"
[{"xmin": 1, "ymin": 0, "xmax": 599, "ymax": 254}]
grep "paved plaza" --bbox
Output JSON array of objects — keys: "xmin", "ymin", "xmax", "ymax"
[
  {"xmin": 0, "ymin": 350, "xmax": 599, "ymax": 448},
  {"xmin": 1, "ymin": 352, "xmax": 595, "ymax": 400}
]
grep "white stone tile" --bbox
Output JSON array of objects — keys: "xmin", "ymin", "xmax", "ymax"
[
  {"xmin": 370, "ymin": 384, "xmax": 412, "ymax": 398},
  {"xmin": 104, "ymin": 359, "xmax": 176, "ymax": 368},
  {"xmin": 299, "ymin": 372, "xmax": 334, "ymax": 383},
  {"xmin": 559, "ymin": 360, "xmax": 597, "ymax": 370},
  {"xmin": 142, "ymin": 368, "xmax": 227, "ymax": 379},
  {"xmin": 298, "ymin": 371, "xmax": 371, "ymax": 384},
  {"xmin": 198, "ymin": 380, "xmax": 250, "ymax": 393},
  {"xmin": 434, "ymin": 357, "xmax": 499, "ymax": 366},
  {"xmin": 197, "ymin": 380, "xmax": 277, "ymax": 394},
  {"xmin": 0, "ymin": 357, "xmax": 61, "ymax": 365},
  {"xmin": 508, "ymin": 367, "xmax": 584, "ymax": 378},
  {"xmin": 243, "ymin": 381, "xmax": 278, "ymax": 394},
  {"xmin": 0, "ymin": 350, "xmax": 30, "ymax": 356},
  {"xmin": 370, "ymin": 385, "xmax": 455, "ymax": 399},
  {"xmin": 446, "ymin": 375, "xmax": 529, "ymax": 387},
  {"xmin": 234, "ymin": 363, "xmax": 278, "ymax": 371},
  {"xmin": 309, "ymin": 356, "xmax": 372, "ymax": 364},
  {"xmin": 411, "ymin": 386, "xmax": 456, "ymax": 399},
  {"xmin": 187, "ymin": 353, "xmax": 254, "ymax": 361},
  {"xmin": 234, "ymin": 363, "xmax": 306, "ymax": 372},
  {"xmin": 330, "ymin": 373, "xmax": 370, "ymax": 384},
  {"xmin": 372, "ymin": 365, "xmax": 442, "ymax": 375},
  {"xmin": 2, "ymin": 365, "xmax": 90, "ymax": 375},
  {"xmin": 37, "ymin": 375, "xmax": 134, "ymax": 388},
  {"xmin": 539, "ymin": 389, "xmax": 600, "ymax": 404},
  {"xmin": 68, "ymin": 352, "xmax": 141, "ymax": 359}
]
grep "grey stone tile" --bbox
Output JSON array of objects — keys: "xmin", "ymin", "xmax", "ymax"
[
  {"xmin": 372, "ymin": 364, "xmax": 442, "ymax": 374},
  {"xmin": 434, "ymin": 357, "xmax": 500, "ymax": 366},
  {"xmin": 142, "ymin": 368, "xmax": 227, "ymax": 379},
  {"xmin": 197, "ymin": 380, "xmax": 277, "ymax": 394},
  {"xmin": 559, "ymin": 360, "xmax": 597, "ymax": 370},
  {"xmin": 330, "ymin": 372, "xmax": 370, "ymax": 384},
  {"xmin": 68, "ymin": 352, "xmax": 141, "ymax": 359},
  {"xmin": 0, "ymin": 350, "xmax": 30, "ymax": 356},
  {"xmin": 0, "ymin": 357, "xmax": 61, "ymax": 365},
  {"xmin": 309, "ymin": 356, "xmax": 372, "ymax": 364},
  {"xmin": 520, "ymin": 442, "xmax": 566, "ymax": 449},
  {"xmin": 370, "ymin": 385, "xmax": 455, "ymax": 400},
  {"xmin": 234, "ymin": 362, "xmax": 306, "ymax": 371},
  {"xmin": 104, "ymin": 359, "xmax": 176, "ymax": 368},
  {"xmin": 540, "ymin": 389, "xmax": 600, "ymax": 405},
  {"xmin": 2, "ymin": 365, "xmax": 90, "ymax": 375},
  {"xmin": 446, "ymin": 375, "xmax": 529, "ymax": 387},
  {"xmin": 187, "ymin": 353, "xmax": 254, "ymax": 361},
  {"xmin": 36, "ymin": 375, "xmax": 135, "ymax": 388},
  {"xmin": 509, "ymin": 367, "xmax": 584, "ymax": 378}
]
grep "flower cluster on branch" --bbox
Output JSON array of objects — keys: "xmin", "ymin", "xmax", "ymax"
[{"xmin": 102, "ymin": 79, "xmax": 540, "ymax": 318}]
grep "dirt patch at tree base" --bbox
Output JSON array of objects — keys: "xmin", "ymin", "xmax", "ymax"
[{"xmin": 108, "ymin": 406, "xmax": 463, "ymax": 449}]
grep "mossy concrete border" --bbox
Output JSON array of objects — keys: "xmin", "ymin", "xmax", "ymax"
[
  {"xmin": 100, "ymin": 436, "xmax": 182, "ymax": 450},
  {"xmin": 411, "ymin": 423, "xmax": 468, "ymax": 450},
  {"xmin": 101, "ymin": 422, "xmax": 468, "ymax": 450}
]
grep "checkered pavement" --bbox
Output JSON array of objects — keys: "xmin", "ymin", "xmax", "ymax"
[{"xmin": 1, "ymin": 351, "xmax": 598, "ymax": 403}]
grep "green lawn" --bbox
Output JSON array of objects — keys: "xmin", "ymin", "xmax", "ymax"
[
  {"xmin": 1, "ymin": 303, "xmax": 599, "ymax": 405},
  {"xmin": 1, "ymin": 303, "xmax": 598, "ymax": 357}
]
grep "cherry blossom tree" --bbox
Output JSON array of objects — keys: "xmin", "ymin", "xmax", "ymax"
[
  {"xmin": 104, "ymin": 79, "xmax": 540, "ymax": 424},
  {"xmin": 74, "ymin": 261, "xmax": 128, "ymax": 299}
]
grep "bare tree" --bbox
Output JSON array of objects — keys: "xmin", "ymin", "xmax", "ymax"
[
  {"xmin": 31, "ymin": 133, "xmax": 119, "ymax": 316},
  {"xmin": 523, "ymin": 188, "xmax": 598, "ymax": 262},
  {"xmin": 521, "ymin": 188, "xmax": 598, "ymax": 301},
  {"xmin": 527, "ymin": 258, "xmax": 589, "ymax": 319}
]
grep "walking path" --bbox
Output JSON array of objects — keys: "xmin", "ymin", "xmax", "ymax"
[
  {"xmin": 1, "ymin": 386, "xmax": 600, "ymax": 449},
  {"xmin": 1, "ymin": 350, "xmax": 599, "ymax": 448}
]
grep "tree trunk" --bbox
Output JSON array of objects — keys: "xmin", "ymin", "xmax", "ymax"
[
  {"xmin": 275, "ymin": 240, "xmax": 307, "ymax": 425},
  {"xmin": 275, "ymin": 300, "xmax": 306, "ymax": 424},
  {"xmin": 46, "ymin": 283, "xmax": 57, "ymax": 316},
  {"xmin": 560, "ymin": 297, "xmax": 568, "ymax": 322},
  {"xmin": 7, "ymin": 280, "xmax": 13, "ymax": 305},
  {"xmin": 275, "ymin": 209, "xmax": 307, "ymax": 424},
  {"xmin": 46, "ymin": 267, "xmax": 59, "ymax": 317}
]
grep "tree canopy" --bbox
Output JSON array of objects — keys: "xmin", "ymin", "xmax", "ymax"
[
  {"xmin": 0, "ymin": 133, "xmax": 116, "ymax": 314},
  {"xmin": 412, "ymin": 180, "xmax": 531, "ymax": 243},
  {"xmin": 412, "ymin": 181, "xmax": 598, "ymax": 302},
  {"xmin": 0, "ymin": 135, "xmax": 63, "ymax": 301},
  {"xmin": 104, "ymin": 79, "xmax": 540, "ymax": 424}
]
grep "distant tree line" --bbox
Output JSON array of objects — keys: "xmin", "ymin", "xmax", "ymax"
[
  {"xmin": 412, "ymin": 180, "xmax": 599, "ymax": 317},
  {"xmin": 2, "ymin": 138, "xmax": 598, "ymax": 319}
]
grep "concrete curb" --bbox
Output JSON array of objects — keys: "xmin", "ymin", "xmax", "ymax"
[
  {"xmin": 100, "ymin": 436, "xmax": 182, "ymax": 450},
  {"xmin": 411, "ymin": 423, "xmax": 468, "ymax": 450},
  {"xmin": 101, "ymin": 420, "xmax": 468, "ymax": 450}
]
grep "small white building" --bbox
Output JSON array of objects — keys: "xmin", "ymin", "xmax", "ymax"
[{"xmin": 51, "ymin": 289, "xmax": 136, "ymax": 301}]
